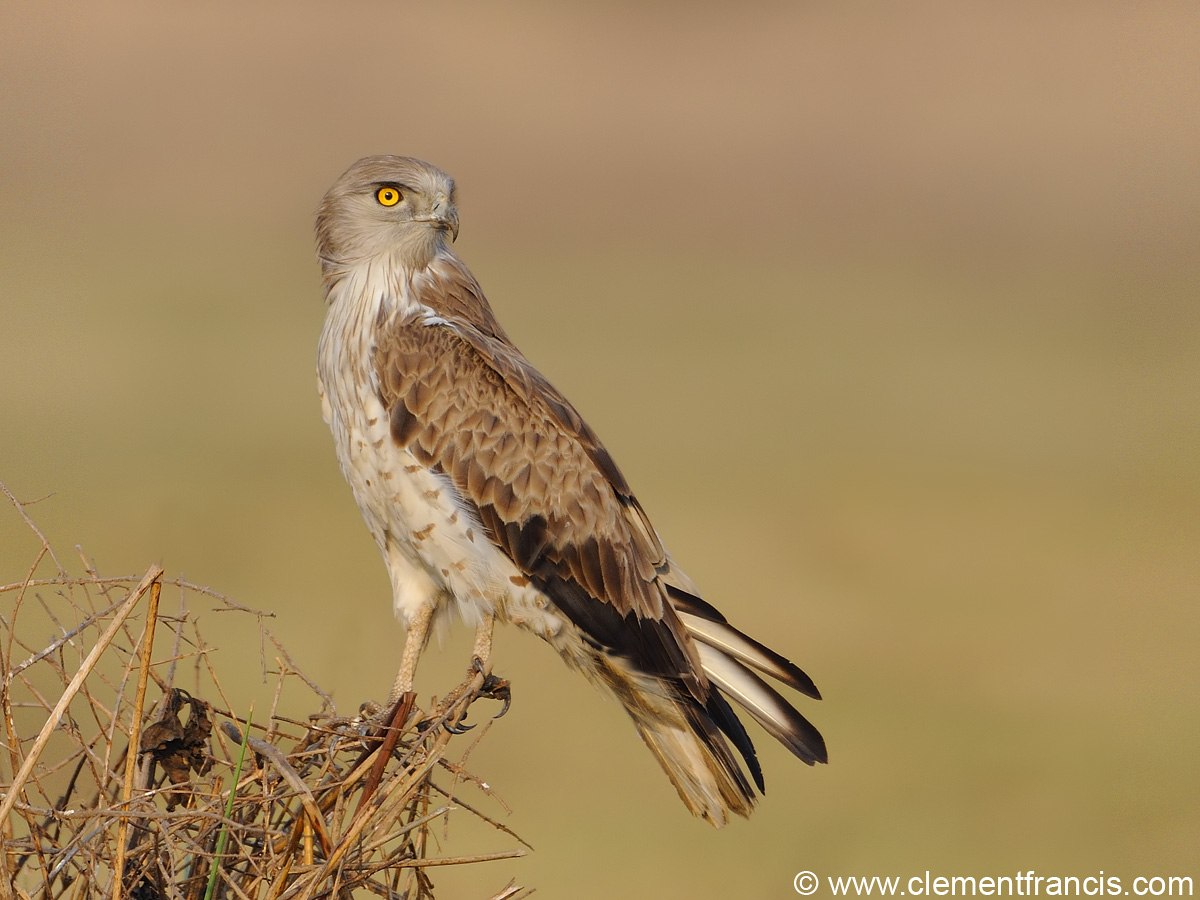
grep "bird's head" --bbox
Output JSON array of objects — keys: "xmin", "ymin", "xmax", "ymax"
[{"xmin": 316, "ymin": 155, "xmax": 460, "ymax": 279}]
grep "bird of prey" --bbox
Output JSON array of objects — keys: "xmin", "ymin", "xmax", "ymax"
[{"xmin": 315, "ymin": 155, "xmax": 826, "ymax": 826}]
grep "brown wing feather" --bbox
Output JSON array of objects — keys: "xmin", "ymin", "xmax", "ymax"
[
  {"xmin": 415, "ymin": 256, "xmax": 511, "ymax": 342},
  {"xmin": 373, "ymin": 305, "xmax": 708, "ymax": 697}
]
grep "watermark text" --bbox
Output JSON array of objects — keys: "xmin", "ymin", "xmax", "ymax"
[{"xmin": 791, "ymin": 870, "xmax": 1194, "ymax": 897}]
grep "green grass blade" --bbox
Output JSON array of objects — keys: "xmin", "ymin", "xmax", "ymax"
[{"xmin": 204, "ymin": 709, "xmax": 253, "ymax": 900}]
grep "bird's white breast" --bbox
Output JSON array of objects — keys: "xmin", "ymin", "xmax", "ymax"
[{"xmin": 317, "ymin": 260, "xmax": 569, "ymax": 642}]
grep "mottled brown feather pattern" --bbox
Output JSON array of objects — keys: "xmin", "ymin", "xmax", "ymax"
[
  {"xmin": 415, "ymin": 255, "xmax": 511, "ymax": 342},
  {"xmin": 374, "ymin": 310, "xmax": 705, "ymax": 670}
]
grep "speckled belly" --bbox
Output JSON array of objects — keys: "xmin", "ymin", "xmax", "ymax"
[{"xmin": 320, "ymin": 363, "xmax": 569, "ymax": 645}]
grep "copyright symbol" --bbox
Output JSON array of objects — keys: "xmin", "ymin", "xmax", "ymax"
[{"xmin": 794, "ymin": 870, "xmax": 819, "ymax": 895}]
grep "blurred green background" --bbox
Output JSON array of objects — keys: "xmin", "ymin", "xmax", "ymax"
[{"xmin": 2, "ymin": 4, "xmax": 1197, "ymax": 896}]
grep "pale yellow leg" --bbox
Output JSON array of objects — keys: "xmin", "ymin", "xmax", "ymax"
[
  {"xmin": 470, "ymin": 612, "xmax": 496, "ymax": 674},
  {"xmin": 468, "ymin": 611, "xmax": 510, "ymax": 718},
  {"xmin": 386, "ymin": 603, "xmax": 434, "ymax": 709}
]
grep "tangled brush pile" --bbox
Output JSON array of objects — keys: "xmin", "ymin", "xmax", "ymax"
[{"xmin": 0, "ymin": 483, "xmax": 530, "ymax": 899}]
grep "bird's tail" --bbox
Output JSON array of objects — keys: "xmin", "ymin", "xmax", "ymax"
[
  {"xmin": 595, "ymin": 587, "xmax": 825, "ymax": 827},
  {"xmin": 669, "ymin": 584, "xmax": 827, "ymax": 766},
  {"xmin": 596, "ymin": 657, "xmax": 759, "ymax": 827}
]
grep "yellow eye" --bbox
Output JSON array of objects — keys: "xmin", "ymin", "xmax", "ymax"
[{"xmin": 376, "ymin": 186, "xmax": 402, "ymax": 207}]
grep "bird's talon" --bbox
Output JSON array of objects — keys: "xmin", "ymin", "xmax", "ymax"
[
  {"xmin": 477, "ymin": 673, "xmax": 511, "ymax": 717},
  {"xmin": 492, "ymin": 694, "xmax": 512, "ymax": 719},
  {"xmin": 446, "ymin": 717, "xmax": 476, "ymax": 734}
]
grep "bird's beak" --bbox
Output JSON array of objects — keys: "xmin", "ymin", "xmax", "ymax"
[{"xmin": 430, "ymin": 194, "xmax": 460, "ymax": 242}]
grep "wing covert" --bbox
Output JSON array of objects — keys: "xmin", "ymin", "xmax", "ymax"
[{"xmin": 374, "ymin": 310, "xmax": 687, "ymax": 626}]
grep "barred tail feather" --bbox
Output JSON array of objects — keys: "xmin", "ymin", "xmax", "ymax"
[
  {"xmin": 586, "ymin": 593, "xmax": 826, "ymax": 825},
  {"xmin": 630, "ymin": 716, "xmax": 755, "ymax": 827},
  {"xmin": 672, "ymin": 597, "xmax": 821, "ymax": 699},
  {"xmin": 598, "ymin": 659, "xmax": 757, "ymax": 827},
  {"xmin": 671, "ymin": 584, "xmax": 827, "ymax": 765},
  {"xmin": 695, "ymin": 642, "xmax": 828, "ymax": 765}
]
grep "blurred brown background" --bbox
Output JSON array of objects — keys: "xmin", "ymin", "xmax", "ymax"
[{"xmin": 2, "ymin": 3, "xmax": 1197, "ymax": 896}]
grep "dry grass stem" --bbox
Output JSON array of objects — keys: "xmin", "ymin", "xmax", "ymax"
[{"xmin": 112, "ymin": 578, "xmax": 162, "ymax": 900}]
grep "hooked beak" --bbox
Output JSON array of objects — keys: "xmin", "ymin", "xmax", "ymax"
[{"xmin": 429, "ymin": 193, "xmax": 459, "ymax": 242}]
